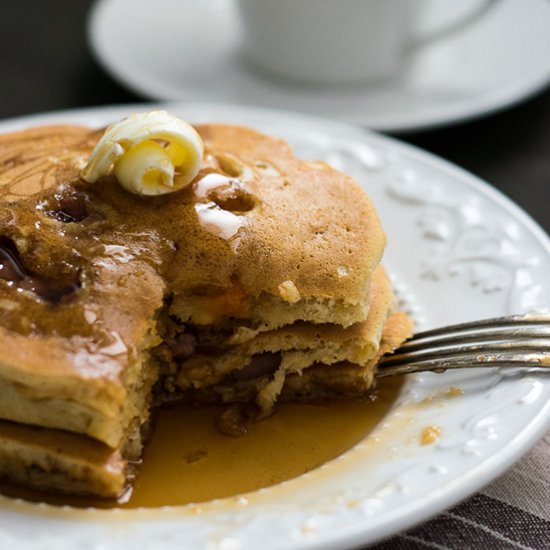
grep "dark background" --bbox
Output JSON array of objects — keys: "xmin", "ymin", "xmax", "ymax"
[{"xmin": 0, "ymin": 0, "xmax": 548, "ymax": 236}]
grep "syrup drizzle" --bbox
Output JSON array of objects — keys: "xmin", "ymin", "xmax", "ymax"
[
  {"xmin": 193, "ymin": 173, "xmax": 255, "ymax": 241},
  {"xmin": 44, "ymin": 193, "xmax": 89, "ymax": 223},
  {"xmin": 0, "ymin": 236, "xmax": 80, "ymax": 303}
]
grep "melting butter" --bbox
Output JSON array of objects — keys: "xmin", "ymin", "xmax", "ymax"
[
  {"xmin": 194, "ymin": 173, "xmax": 235, "ymax": 200},
  {"xmin": 193, "ymin": 173, "xmax": 248, "ymax": 241},
  {"xmin": 194, "ymin": 202, "xmax": 245, "ymax": 241},
  {"xmin": 81, "ymin": 111, "xmax": 204, "ymax": 196}
]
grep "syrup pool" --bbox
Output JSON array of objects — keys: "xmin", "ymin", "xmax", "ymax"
[{"xmin": 0, "ymin": 377, "xmax": 402, "ymax": 508}]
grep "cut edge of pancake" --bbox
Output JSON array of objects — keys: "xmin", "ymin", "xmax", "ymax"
[
  {"xmin": 0, "ymin": 420, "xmax": 128, "ymax": 498},
  {"xmin": 0, "ymin": 329, "xmax": 161, "ymax": 448}
]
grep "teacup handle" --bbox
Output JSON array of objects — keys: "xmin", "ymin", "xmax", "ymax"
[{"xmin": 412, "ymin": 0, "xmax": 500, "ymax": 49}]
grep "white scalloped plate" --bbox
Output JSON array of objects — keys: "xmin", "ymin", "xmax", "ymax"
[{"xmin": 0, "ymin": 103, "xmax": 549, "ymax": 550}]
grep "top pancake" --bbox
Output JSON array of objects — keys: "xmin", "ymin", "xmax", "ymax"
[{"xmin": 0, "ymin": 122, "xmax": 385, "ymax": 322}]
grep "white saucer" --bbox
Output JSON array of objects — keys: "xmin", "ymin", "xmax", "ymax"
[
  {"xmin": 88, "ymin": 0, "xmax": 550, "ymax": 132},
  {"xmin": 1, "ymin": 102, "xmax": 550, "ymax": 549}
]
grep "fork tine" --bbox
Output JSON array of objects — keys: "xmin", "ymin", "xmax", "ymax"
[
  {"xmin": 380, "ymin": 339, "xmax": 550, "ymax": 367},
  {"xmin": 376, "ymin": 351, "xmax": 550, "ymax": 378},
  {"xmin": 405, "ymin": 313, "xmax": 550, "ymax": 344},
  {"xmin": 375, "ymin": 313, "xmax": 550, "ymax": 378},
  {"xmin": 398, "ymin": 324, "xmax": 550, "ymax": 354}
]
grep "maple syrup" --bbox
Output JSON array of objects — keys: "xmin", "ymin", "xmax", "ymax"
[{"xmin": 0, "ymin": 377, "xmax": 402, "ymax": 509}]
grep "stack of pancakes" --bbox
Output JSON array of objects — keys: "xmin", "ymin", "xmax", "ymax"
[{"xmin": 0, "ymin": 122, "xmax": 412, "ymax": 498}]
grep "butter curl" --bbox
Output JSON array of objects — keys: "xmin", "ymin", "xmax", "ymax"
[{"xmin": 81, "ymin": 110, "xmax": 204, "ymax": 196}]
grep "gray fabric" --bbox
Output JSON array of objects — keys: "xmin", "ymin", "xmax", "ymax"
[
  {"xmin": 369, "ymin": 430, "xmax": 550, "ymax": 549},
  {"xmin": 483, "ymin": 431, "xmax": 550, "ymax": 522}
]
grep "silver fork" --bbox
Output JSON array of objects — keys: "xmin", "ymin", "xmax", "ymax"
[{"xmin": 376, "ymin": 313, "xmax": 550, "ymax": 378}]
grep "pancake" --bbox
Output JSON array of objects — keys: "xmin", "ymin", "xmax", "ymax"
[
  {"xmin": 0, "ymin": 119, "xmax": 411, "ymax": 498},
  {"xmin": 0, "ymin": 419, "xmax": 128, "ymax": 498},
  {"xmin": 172, "ymin": 266, "xmax": 401, "ymax": 413},
  {"xmin": 167, "ymin": 124, "xmax": 386, "ymax": 329}
]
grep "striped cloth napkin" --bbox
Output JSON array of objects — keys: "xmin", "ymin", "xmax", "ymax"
[{"xmin": 371, "ymin": 430, "xmax": 550, "ymax": 549}]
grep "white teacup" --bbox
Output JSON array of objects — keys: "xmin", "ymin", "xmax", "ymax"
[{"xmin": 236, "ymin": 0, "xmax": 498, "ymax": 85}]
